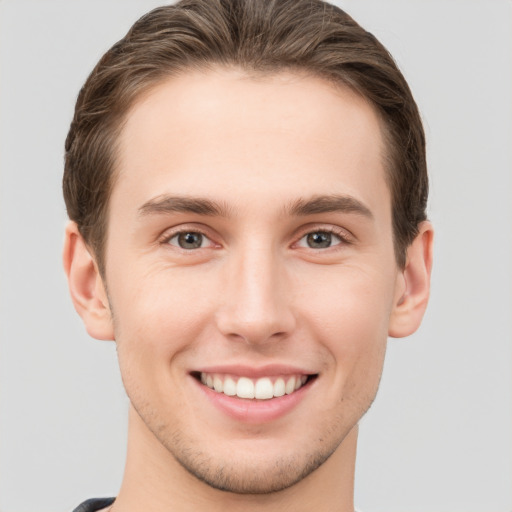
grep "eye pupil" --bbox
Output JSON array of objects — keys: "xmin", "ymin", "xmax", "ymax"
[
  {"xmin": 178, "ymin": 232, "xmax": 203, "ymax": 249},
  {"xmin": 307, "ymin": 232, "xmax": 331, "ymax": 248}
]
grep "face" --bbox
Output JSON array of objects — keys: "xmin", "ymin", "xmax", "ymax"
[{"xmin": 103, "ymin": 69, "xmax": 403, "ymax": 493}]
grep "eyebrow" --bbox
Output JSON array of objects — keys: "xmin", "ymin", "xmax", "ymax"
[
  {"xmin": 138, "ymin": 195, "xmax": 232, "ymax": 217},
  {"xmin": 287, "ymin": 194, "xmax": 373, "ymax": 219},
  {"xmin": 138, "ymin": 193, "xmax": 373, "ymax": 219}
]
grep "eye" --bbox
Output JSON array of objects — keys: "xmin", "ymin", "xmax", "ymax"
[
  {"xmin": 167, "ymin": 231, "xmax": 212, "ymax": 250},
  {"xmin": 297, "ymin": 230, "xmax": 343, "ymax": 249}
]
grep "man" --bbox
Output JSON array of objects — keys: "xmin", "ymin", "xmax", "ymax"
[{"xmin": 62, "ymin": 0, "xmax": 433, "ymax": 510}]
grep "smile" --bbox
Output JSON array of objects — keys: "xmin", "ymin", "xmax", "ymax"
[{"xmin": 199, "ymin": 372, "xmax": 309, "ymax": 400}]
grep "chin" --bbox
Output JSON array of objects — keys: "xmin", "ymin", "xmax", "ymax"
[{"xmin": 169, "ymin": 438, "xmax": 338, "ymax": 494}]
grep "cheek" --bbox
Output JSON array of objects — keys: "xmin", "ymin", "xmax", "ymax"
[
  {"xmin": 110, "ymin": 265, "xmax": 217, "ymax": 368},
  {"xmin": 111, "ymin": 272, "xmax": 213, "ymax": 418},
  {"xmin": 301, "ymin": 264, "xmax": 395, "ymax": 340},
  {"xmin": 298, "ymin": 265, "xmax": 395, "ymax": 387}
]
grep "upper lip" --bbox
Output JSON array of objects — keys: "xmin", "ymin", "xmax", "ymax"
[{"xmin": 191, "ymin": 364, "xmax": 316, "ymax": 378}]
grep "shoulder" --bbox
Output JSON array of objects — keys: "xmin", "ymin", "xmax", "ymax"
[{"xmin": 72, "ymin": 498, "xmax": 115, "ymax": 512}]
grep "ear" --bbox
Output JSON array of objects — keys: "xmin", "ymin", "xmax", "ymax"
[
  {"xmin": 63, "ymin": 221, "xmax": 114, "ymax": 341},
  {"xmin": 388, "ymin": 221, "xmax": 434, "ymax": 338}
]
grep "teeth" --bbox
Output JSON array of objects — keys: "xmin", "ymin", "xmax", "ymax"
[
  {"xmin": 199, "ymin": 373, "xmax": 310, "ymax": 399},
  {"xmin": 274, "ymin": 378, "xmax": 285, "ymax": 397},
  {"xmin": 213, "ymin": 375, "xmax": 223, "ymax": 392},
  {"xmin": 285, "ymin": 376, "xmax": 296, "ymax": 395},
  {"xmin": 223, "ymin": 376, "xmax": 237, "ymax": 396},
  {"xmin": 254, "ymin": 377, "xmax": 273, "ymax": 399},
  {"xmin": 237, "ymin": 377, "xmax": 254, "ymax": 399}
]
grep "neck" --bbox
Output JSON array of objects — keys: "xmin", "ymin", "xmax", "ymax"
[{"xmin": 114, "ymin": 406, "xmax": 357, "ymax": 512}]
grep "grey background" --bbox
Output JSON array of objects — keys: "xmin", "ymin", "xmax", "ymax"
[{"xmin": 0, "ymin": 1, "xmax": 511, "ymax": 511}]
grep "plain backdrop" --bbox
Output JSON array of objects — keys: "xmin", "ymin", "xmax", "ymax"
[{"xmin": 0, "ymin": 1, "xmax": 511, "ymax": 511}]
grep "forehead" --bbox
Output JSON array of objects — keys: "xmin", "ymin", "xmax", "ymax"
[{"xmin": 113, "ymin": 68, "xmax": 389, "ymax": 220}]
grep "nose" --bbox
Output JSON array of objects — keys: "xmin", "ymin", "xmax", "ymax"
[{"xmin": 215, "ymin": 243, "xmax": 296, "ymax": 345}]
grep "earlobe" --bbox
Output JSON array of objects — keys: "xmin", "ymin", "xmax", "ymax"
[
  {"xmin": 388, "ymin": 221, "xmax": 434, "ymax": 338},
  {"xmin": 63, "ymin": 222, "xmax": 114, "ymax": 341}
]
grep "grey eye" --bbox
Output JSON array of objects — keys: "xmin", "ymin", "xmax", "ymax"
[
  {"xmin": 297, "ymin": 230, "xmax": 343, "ymax": 249},
  {"xmin": 306, "ymin": 232, "xmax": 332, "ymax": 248},
  {"xmin": 169, "ymin": 232, "xmax": 206, "ymax": 249}
]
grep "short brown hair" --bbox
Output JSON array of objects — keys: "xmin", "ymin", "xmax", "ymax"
[{"xmin": 63, "ymin": 0, "xmax": 428, "ymax": 273}]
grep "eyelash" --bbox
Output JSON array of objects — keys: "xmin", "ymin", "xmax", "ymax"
[
  {"xmin": 294, "ymin": 226, "xmax": 352, "ymax": 250},
  {"xmin": 160, "ymin": 227, "xmax": 217, "ymax": 251},
  {"xmin": 159, "ymin": 225, "xmax": 352, "ymax": 251}
]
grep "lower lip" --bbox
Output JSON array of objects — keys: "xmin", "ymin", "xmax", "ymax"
[{"xmin": 193, "ymin": 376, "xmax": 314, "ymax": 424}]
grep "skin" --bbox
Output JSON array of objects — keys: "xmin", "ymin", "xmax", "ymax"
[{"xmin": 64, "ymin": 68, "xmax": 433, "ymax": 512}]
